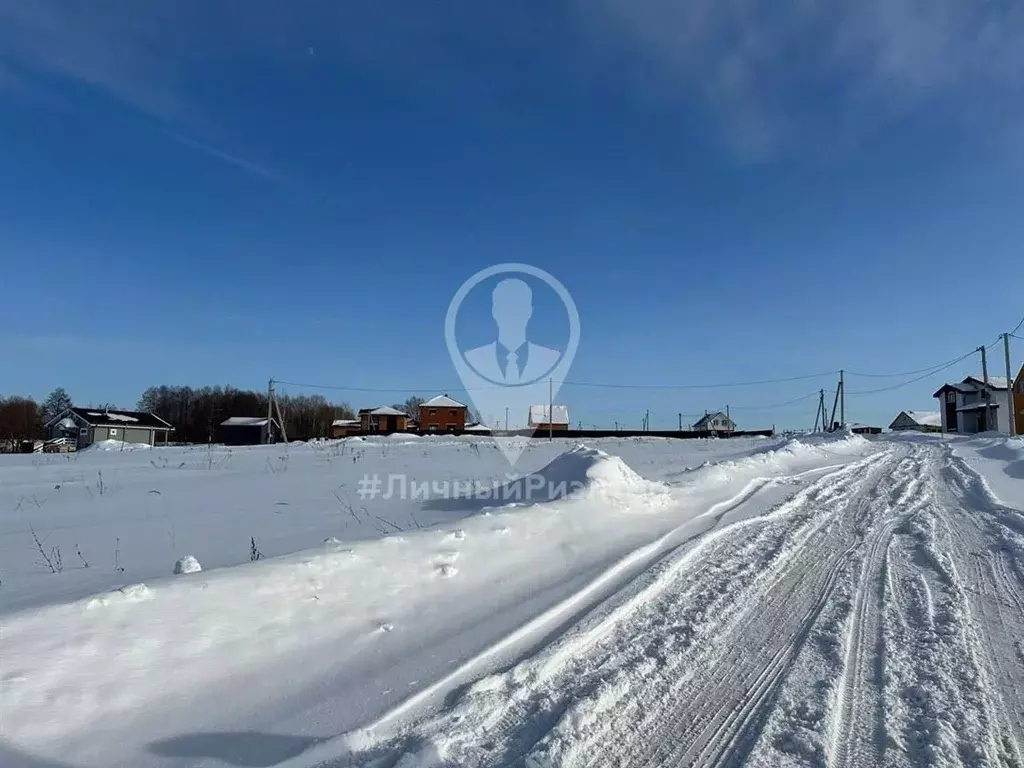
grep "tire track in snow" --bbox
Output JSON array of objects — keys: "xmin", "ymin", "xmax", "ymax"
[
  {"xmin": 539, "ymin": 451, "xmax": 897, "ymax": 768},
  {"xmin": 931, "ymin": 449, "xmax": 1024, "ymax": 766},
  {"xmin": 309, "ymin": 451, "xmax": 893, "ymax": 768},
  {"xmin": 827, "ymin": 450, "xmax": 927, "ymax": 768}
]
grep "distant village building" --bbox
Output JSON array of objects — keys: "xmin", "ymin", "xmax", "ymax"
[
  {"xmin": 889, "ymin": 410, "xmax": 942, "ymax": 433},
  {"xmin": 47, "ymin": 407, "xmax": 173, "ymax": 449},
  {"xmin": 847, "ymin": 423, "xmax": 882, "ymax": 436},
  {"xmin": 217, "ymin": 416, "xmax": 269, "ymax": 445},
  {"xmin": 359, "ymin": 407, "xmax": 408, "ymax": 434},
  {"xmin": 529, "ymin": 404, "xmax": 569, "ymax": 432},
  {"xmin": 419, "ymin": 395, "xmax": 468, "ymax": 433},
  {"xmin": 692, "ymin": 411, "xmax": 736, "ymax": 434},
  {"xmin": 331, "ymin": 419, "xmax": 360, "ymax": 438},
  {"xmin": 933, "ymin": 375, "xmax": 1012, "ymax": 434}
]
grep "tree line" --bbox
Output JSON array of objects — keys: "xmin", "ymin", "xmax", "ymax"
[
  {"xmin": 0, "ymin": 386, "xmax": 480, "ymax": 444},
  {"xmin": 0, "ymin": 385, "xmax": 357, "ymax": 444}
]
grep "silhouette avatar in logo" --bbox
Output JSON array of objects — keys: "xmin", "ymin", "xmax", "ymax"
[{"xmin": 463, "ymin": 278, "xmax": 562, "ymax": 385}]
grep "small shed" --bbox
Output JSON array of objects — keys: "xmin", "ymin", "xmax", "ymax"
[
  {"xmin": 848, "ymin": 423, "xmax": 882, "ymax": 435},
  {"xmin": 463, "ymin": 423, "xmax": 492, "ymax": 435},
  {"xmin": 331, "ymin": 419, "xmax": 361, "ymax": 438},
  {"xmin": 218, "ymin": 417, "xmax": 269, "ymax": 445},
  {"xmin": 529, "ymin": 404, "xmax": 570, "ymax": 432}
]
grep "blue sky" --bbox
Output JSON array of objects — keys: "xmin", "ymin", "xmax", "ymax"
[{"xmin": 1, "ymin": 1, "xmax": 1022, "ymax": 430}]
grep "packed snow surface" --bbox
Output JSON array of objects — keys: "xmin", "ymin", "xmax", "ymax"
[{"xmin": 1, "ymin": 432, "xmax": 1023, "ymax": 768}]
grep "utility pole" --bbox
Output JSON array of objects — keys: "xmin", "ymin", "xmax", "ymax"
[
  {"xmin": 1003, "ymin": 334, "xmax": 1015, "ymax": 436},
  {"xmin": 505, "ymin": 407, "xmax": 509, "ymax": 431},
  {"xmin": 644, "ymin": 410, "xmax": 650, "ymax": 431},
  {"xmin": 815, "ymin": 389, "xmax": 825, "ymax": 432},
  {"xmin": 979, "ymin": 345, "xmax": 993, "ymax": 431},
  {"xmin": 266, "ymin": 378, "xmax": 275, "ymax": 444},
  {"xmin": 548, "ymin": 378, "xmax": 553, "ymax": 441},
  {"xmin": 839, "ymin": 369, "xmax": 845, "ymax": 427},
  {"xmin": 725, "ymin": 404, "xmax": 731, "ymax": 433},
  {"xmin": 678, "ymin": 413, "xmax": 682, "ymax": 432}
]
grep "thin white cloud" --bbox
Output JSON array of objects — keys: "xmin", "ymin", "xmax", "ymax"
[
  {"xmin": 165, "ymin": 132, "xmax": 278, "ymax": 180},
  {"xmin": 572, "ymin": 0, "xmax": 1024, "ymax": 158}
]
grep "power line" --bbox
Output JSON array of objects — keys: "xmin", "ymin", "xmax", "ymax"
[
  {"xmin": 277, "ymin": 372, "xmax": 839, "ymax": 394},
  {"xmin": 845, "ymin": 352, "xmax": 980, "ymax": 378},
  {"xmin": 721, "ymin": 391, "xmax": 829, "ymax": 411},
  {"xmin": 845, "ymin": 350, "xmax": 975, "ymax": 395},
  {"xmin": 561, "ymin": 371, "xmax": 836, "ymax": 390},
  {"xmin": 1010, "ymin": 315, "xmax": 1024, "ymax": 337}
]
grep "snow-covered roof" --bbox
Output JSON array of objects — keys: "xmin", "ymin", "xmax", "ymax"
[
  {"xmin": 332, "ymin": 419, "xmax": 359, "ymax": 427},
  {"xmin": 68, "ymin": 407, "xmax": 172, "ymax": 430},
  {"xmin": 463, "ymin": 423, "xmax": 492, "ymax": 432},
  {"xmin": 529, "ymin": 404, "xmax": 569, "ymax": 425},
  {"xmin": 901, "ymin": 410, "xmax": 942, "ymax": 427},
  {"xmin": 369, "ymin": 406, "xmax": 406, "ymax": 416},
  {"xmin": 964, "ymin": 375, "xmax": 1010, "ymax": 390},
  {"xmin": 56, "ymin": 417, "xmax": 77, "ymax": 430},
  {"xmin": 422, "ymin": 394, "xmax": 467, "ymax": 408},
  {"xmin": 220, "ymin": 417, "xmax": 268, "ymax": 427}
]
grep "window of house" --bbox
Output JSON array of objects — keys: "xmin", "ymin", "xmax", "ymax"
[
  {"xmin": 80, "ymin": 428, "xmax": 88, "ymax": 435},
  {"xmin": 946, "ymin": 392, "xmax": 956, "ymax": 404},
  {"xmin": 450, "ymin": 409, "xmax": 457, "ymax": 417},
  {"xmin": 429, "ymin": 409, "xmax": 437, "ymax": 417},
  {"xmin": 110, "ymin": 429, "xmax": 118, "ymax": 436},
  {"xmin": 428, "ymin": 424, "xmax": 437, "ymax": 431}
]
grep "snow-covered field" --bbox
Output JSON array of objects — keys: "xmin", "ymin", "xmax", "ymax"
[{"xmin": 1, "ymin": 431, "xmax": 1023, "ymax": 768}]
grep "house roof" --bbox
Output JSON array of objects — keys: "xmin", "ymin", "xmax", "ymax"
[
  {"xmin": 221, "ymin": 417, "xmax": 268, "ymax": 427},
  {"xmin": 529, "ymin": 404, "xmax": 569, "ymax": 425},
  {"xmin": 64, "ymin": 407, "xmax": 172, "ymax": 430},
  {"xmin": 932, "ymin": 382, "xmax": 976, "ymax": 396},
  {"xmin": 963, "ymin": 375, "xmax": 1010, "ymax": 390},
  {"xmin": 332, "ymin": 419, "xmax": 359, "ymax": 427},
  {"xmin": 463, "ymin": 423, "xmax": 492, "ymax": 432},
  {"xmin": 934, "ymin": 376, "xmax": 1010, "ymax": 397},
  {"xmin": 368, "ymin": 406, "xmax": 406, "ymax": 416},
  {"xmin": 891, "ymin": 410, "xmax": 942, "ymax": 428},
  {"xmin": 422, "ymin": 394, "xmax": 468, "ymax": 408}
]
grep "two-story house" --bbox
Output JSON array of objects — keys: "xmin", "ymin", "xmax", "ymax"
[
  {"xmin": 932, "ymin": 375, "xmax": 1011, "ymax": 434},
  {"xmin": 418, "ymin": 395, "xmax": 468, "ymax": 433}
]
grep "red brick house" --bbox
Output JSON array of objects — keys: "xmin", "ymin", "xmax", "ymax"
[{"xmin": 419, "ymin": 395, "xmax": 468, "ymax": 433}]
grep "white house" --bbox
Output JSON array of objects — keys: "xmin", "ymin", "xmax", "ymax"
[
  {"xmin": 932, "ymin": 375, "xmax": 1011, "ymax": 434},
  {"xmin": 692, "ymin": 411, "xmax": 736, "ymax": 433},
  {"xmin": 889, "ymin": 410, "xmax": 942, "ymax": 433}
]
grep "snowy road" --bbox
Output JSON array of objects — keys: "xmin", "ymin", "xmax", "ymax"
[
  {"xmin": 3, "ymin": 434, "xmax": 1024, "ymax": 768},
  {"xmin": 303, "ymin": 440, "xmax": 1024, "ymax": 768}
]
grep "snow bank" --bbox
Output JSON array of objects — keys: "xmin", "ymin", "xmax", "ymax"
[
  {"xmin": 457, "ymin": 446, "xmax": 671, "ymax": 510},
  {"xmin": 173, "ymin": 556, "xmax": 202, "ymax": 575},
  {"xmin": 82, "ymin": 438, "xmax": 153, "ymax": 452}
]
